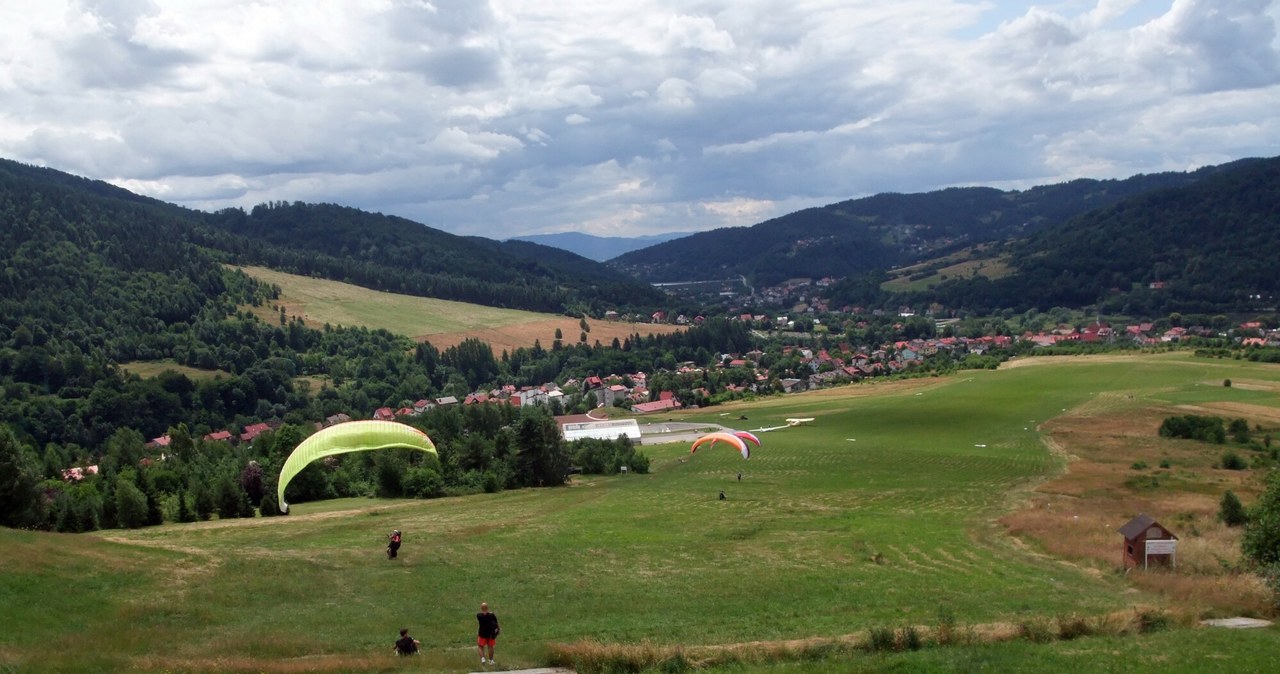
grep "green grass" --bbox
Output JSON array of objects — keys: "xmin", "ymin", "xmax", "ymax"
[
  {"xmin": 693, "ymin": 626, "xmax": 1280, "ymax": 673},
  {"xmin": 119, "ymin": 359, "xmax": 233, "ymax": 380},
  {"xmin": 4, "ymin": 353, "xmax": 1280, "ymax": 673}
]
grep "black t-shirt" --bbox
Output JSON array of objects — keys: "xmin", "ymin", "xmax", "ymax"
[
  {"xmin": 477, "ymin": 612, "xmax": 499, "ymax": 638},
  {"xmin": 395, "ymin": 635, "xmax": 417, "ymax": 654}
]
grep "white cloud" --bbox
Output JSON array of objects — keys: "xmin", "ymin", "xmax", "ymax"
[{"xmin": 0, "ymin": 0, "xmax": 1277, "ymax": 238}]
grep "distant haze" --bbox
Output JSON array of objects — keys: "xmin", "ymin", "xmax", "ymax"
[{"xmin": 510, "ymin": 232, "xmax": 693, "ymax": 262}]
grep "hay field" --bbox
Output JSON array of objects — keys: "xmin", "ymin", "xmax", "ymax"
[
  {"xmin": 5, "ymin": 353, "xmax": 1280, "ymax": 673},
  {"xmin": 236, "ymin": 265, "xmax": 683, "ymax": 353}
]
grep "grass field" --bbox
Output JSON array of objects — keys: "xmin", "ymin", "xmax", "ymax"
[
  {"xmin": 881, "ymin": 248, "xmax": 1012, "ymax": 292},
  {"xmin": 4, "ymin": 353, "xmax": 1280, "ymax": 673},
  {"xmin": 236, "ymin": 265, "xmax": 684, "ymax": 353},
  {"xmin": 120, "ymin": 360, "xmax": 234, "ymax": 381}
]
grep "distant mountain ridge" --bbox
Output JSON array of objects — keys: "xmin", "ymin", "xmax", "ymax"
[
  {"xmin": 510, "ymin": 231, "xmax": 693, "ymax": 262},
  {"xmin": 610, "ymin": 162, "xmax": 1252, "ymax": 285}
]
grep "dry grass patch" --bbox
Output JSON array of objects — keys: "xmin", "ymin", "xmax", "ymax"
[
  {"xmin": 547, "ymin": 608, "xmax": 1186, "ymax": 673},
  {"xmin": 421, "ymin": 317, "xmax": 685, "ymax": 354},
  {"xmin": 1002, "ymin": 403, "xmax": 1274, "ymax": 616}
]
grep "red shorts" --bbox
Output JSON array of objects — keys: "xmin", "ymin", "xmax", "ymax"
[{"xmin": 477, "ymin": 637, "xmax": 496, "ymax": 647}]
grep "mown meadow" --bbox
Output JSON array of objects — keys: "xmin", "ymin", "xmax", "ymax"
[{"xmin": 3, "ymin": 353, "xmax": 1280, "ymax": 673}]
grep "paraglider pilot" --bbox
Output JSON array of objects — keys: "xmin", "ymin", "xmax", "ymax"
[
  {"xmin": 393, "ymin": 627, "xmax": 420, "ymax": 655},
  {"xmin": 387, "ymin": 529, "xmax": 402, "ymax": 559}
]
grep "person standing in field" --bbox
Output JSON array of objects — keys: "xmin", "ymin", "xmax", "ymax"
[
  {"xmin": 387, "ymin": 529, "xmax": 402, "ymax": 559},
  {"xmin": 476, "ymin": 602, "xmax": 500, "ymax": 665}
]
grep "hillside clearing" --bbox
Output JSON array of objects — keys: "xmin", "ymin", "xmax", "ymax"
[{"xmin": 235, "ymin": 265, "xmax": 683, "ymax": 353}]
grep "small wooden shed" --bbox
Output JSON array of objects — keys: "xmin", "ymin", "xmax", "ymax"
[{"xmin": 1118, "ymin": 514, "xmax": 1178, "ymax": 570}]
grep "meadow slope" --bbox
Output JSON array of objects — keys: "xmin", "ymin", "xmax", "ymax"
[{"xmin": 4, "ymin": 353, "xmax": 1280, "ymax": 673}]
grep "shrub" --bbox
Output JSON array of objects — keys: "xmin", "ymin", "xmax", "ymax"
[
  {"xmin": 1221, "ymin": 452, "xmax": 1248, "ymax": 470},
  {"xmin": 1018, "ymin": 617, "xmax": 1056, "ymax": 643},
  {"xmin": 1243, "ymin": 473, "xmax": 1280, "ymax": 566},
  {"xmin": 1057, "ymin": 614, "xmax": 1093, "ymax": 640},
  {"xmin": 115, "ymin": 477, "xmax": 148, "ymax": 529},
  {"xmin": 1220, "ymin": 490, "xmax": 1248, "ymax": 527},
  {"xmin": 258, "ymin": 492, "xmax": 280, "ymax": 517},
  {"xmin": 1131, "ymin": 461, "xmax": 1148, "ymax": 470},
  {"xmin": 935, "ymin": 605, "xmax": 957, "ymax": 645},
  {"xmin": 867, "ymin": 626, "xmax": 896, "ymax": 652},
  {"xmin": 1135, "ymin": 609, "xmax": 1172, "ymax": 633},
  {"xmin": 1224, "ymin": 378, "xmax": 1232, "ymax": 387},
  {"xmin": 1159, "ymin": 415, "xmax": 1226, "ymax": 443},
  {"xmin": 898, "ymin": 626, "xmax": 922, "ymax": 651}
]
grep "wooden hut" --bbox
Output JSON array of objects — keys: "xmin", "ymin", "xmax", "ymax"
[{"xmin": 1118, "ymin": 514, "xmax": 1178, "ymax": 570}]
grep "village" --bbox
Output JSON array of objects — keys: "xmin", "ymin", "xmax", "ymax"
[{"xmin": 122, "ymin": 312, "xmax": 1280, "ymax": 458}]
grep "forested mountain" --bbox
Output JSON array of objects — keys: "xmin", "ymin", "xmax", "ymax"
[
  {"xmin": 893, "ymin": 156, "xmax": 1280, "ymax": 315},
  {"xmin": 510, "ymin": 231, "xmax": 692, "ymax": 262},
  {"xmin": 202, "ymin": 202, "xmax": 664, "ymax": 312},
  {"xmin": 612, "ymin": 162, "xmax": 1244, "ymax": 285}
]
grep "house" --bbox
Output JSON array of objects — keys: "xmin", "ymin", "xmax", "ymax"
[
  {"xmin": 325, "ymin": 413, "xmax": 352, "ymax": 426},
  {"xmin": 373, "ymin": 407, "xmax": 395, "ymax": 421},
  {"xmin": 396, "ymin": 407, "xmax": 416, "ymax": 417},
  {"xmin": 780, "ymin": 378, "xmax": 806, "ymax": 393},
  {"xmin": 604, "ymin": 384, "xmax": 628, "ymax": 406},
  {"xmin": 62, "ymin": 465, "xmax": 99, "ymax": 482},
  {"xmin": 435, "ymin": 396, "xmax": 459, "ymax": 406},
  {"xmin": 240, "ymin": 422, "xmax": 272, "ymax": 443},
  {"xmin": 632, "ymin": 398, "xmax": 683, "ymax": 414},
  {"xmin": 146, "ymin": 435, "xmax": 171, "ymax": 449},
  {"xmin": 203, "ymin": 430, "xmax": 233, "ymax": 443},
  {"xmin": 1118, "ymin": 514, "xmax": 1178, "ymax": 569}
]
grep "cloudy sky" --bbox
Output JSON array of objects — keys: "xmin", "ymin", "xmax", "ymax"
[{"xmin": 2, "ymin": 0, "xmax": 1278, "ymax": 238}]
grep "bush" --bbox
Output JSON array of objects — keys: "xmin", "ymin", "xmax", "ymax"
[
  {"xmin": 1243, "ymin": 473, "xmax": 1280, "ymax": 566},
  {"xmin": 1224, "ymin": 378, "xmax": 1232, "ymax": 387},
  {"xmin": 403, "ymin": 466, "xmax": 444, "ymax": 498},
  {"xmin": 258, "ymin": 492, "xmax": 280, "ymax": 517},
  {"xmin": 1159, "ymin": 415, "xmax": 1226, "ymax": 443},
  {"xmin": 1057, "ymin": 615, "xmax": 1093, "ymax": 640},
  {"xmin": 1131, "ymin": 461, "xmax": 1148, "ymax": 470},
  {"xmin": 1221, "ymin": 452, "xmax": 1248, "ymax": 470},
  {"xmin": 1018, "ymin": 617, "xmax": 1056, "ymax": 643},
  {"xmin": 1220, "ymin": 490, "xmax": 1248, "ymax": 527},
  {"xmin": 898, "ymin": 626, "xmax": 922, "ymax": 651},
  {"xmin": 115, "ymin": 477, "xmax": 149, "ymax": 529},
  {"xmin": 867, "ymin": 626, "xmax": 896, "ymax": 652}
]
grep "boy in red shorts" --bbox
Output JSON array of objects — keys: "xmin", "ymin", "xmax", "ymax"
[{"xmin": 476, "ymin": 602, "xmax": 500, "ymax": 665}]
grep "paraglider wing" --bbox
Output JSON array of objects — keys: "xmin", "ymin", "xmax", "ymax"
[
  {"xmin": 691, "ymin": 431, "xmax": 750, "ymax": 459},
  {"xmin": 733, "ymin": 431, "xmax": 761, "ymax": 447},
  {"xmin": 277, "ymin": 420, "xmax": 437, "ymax": 512}
]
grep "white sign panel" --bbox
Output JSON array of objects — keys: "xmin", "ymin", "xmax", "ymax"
[{"xmin": 1145, "ymin": 539, "xmax": 1177, "ymax": 555}]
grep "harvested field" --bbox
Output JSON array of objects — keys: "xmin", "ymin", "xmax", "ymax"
[
  {"xmin": 419, "ymin": 317, "xmax": 684, "ymax": 354},
  {"xmin": 235, "ymin": 264, "xmax": 683, "ymax": 352}
]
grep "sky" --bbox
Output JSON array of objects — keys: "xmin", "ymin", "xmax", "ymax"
[{"xmin": 1, "ymin": 0, "xmax": 1278, "ymax": 239}]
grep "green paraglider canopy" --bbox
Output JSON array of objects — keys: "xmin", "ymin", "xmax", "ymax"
[{"xmin": 277, "ymin": 420, "xmax": 437, "ymax": 513}]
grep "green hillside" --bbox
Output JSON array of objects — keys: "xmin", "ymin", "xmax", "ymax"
[
  {"xmin": 909, "ymin": 156, "xmax": 1280, "ymax": 314},
  {"xmin": 611, "ymin": 162, "xmax": 1233, "ymax": 285},
  {"xmin": 5, "ymin": 354, "xmax": 1279, "ymax": 673}
]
